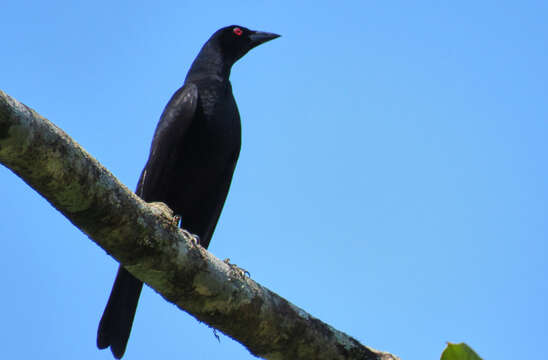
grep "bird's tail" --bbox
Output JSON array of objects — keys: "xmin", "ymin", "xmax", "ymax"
[{"xmin": 97, "ymin": 266, "xmax": 143, "ymax": 359}]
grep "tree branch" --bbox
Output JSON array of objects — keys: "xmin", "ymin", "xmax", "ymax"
[{"xmin": 0, "ymin": 89, "xmax": 398, "ymax": 360}]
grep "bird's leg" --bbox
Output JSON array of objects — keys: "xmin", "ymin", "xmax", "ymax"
[{"xmin": 223, "ymin": 258, "xmax": 251, "ymax": 279}]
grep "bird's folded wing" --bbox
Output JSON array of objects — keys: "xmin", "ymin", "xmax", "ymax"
[{"xmin": 136, "ymin": 83, "xmax": 198, "ymax": 198}]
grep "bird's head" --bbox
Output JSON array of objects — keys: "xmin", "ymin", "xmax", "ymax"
[
  {"xmin": 211, "ymin": 25, "xmax": 280, "ymax": 64},
  {"xmin": 187, "ymin": 25, "xmax": 280, "ymax": 81}
]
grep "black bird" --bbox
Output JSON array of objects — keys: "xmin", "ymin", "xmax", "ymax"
[{"xmin": 96, "ymin": 25, "xmax": 279, "ymax": 359}]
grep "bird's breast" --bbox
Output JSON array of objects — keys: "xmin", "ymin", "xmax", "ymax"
[
  {"xmin": 197, "ymin": 85, "xmax": 241, "ymax": 154},
  {"xmin": 173, "ymin": 93, "xmax": 239, "ymax": 177}
]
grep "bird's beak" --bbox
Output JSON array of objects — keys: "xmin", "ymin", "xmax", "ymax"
[{"xmin": 249, "ymin": 31, "xmax": 281, "ymax": 48}]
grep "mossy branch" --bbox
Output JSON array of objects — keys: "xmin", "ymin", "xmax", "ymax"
[{"xmin": 0, "ymin": 89, "xmax": 398, "ymax": 360}]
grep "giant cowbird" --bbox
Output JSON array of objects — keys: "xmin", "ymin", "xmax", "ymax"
[{"xmin": 97, "ymin": 25, "xmax": 279, "ymax": 359}]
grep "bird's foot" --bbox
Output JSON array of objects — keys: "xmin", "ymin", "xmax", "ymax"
[
  {"xmin": 181, "ymin": 229, "xmax": 201, "ymax": 245},
  {"xmin": 148, "ymin": 201, "xmax": 175, "ymax": 220},
  {"xmin": 172, "ymin": 214, "xmax": 181, "ymax": 227},
  {"xmin": 149, "ymin": 202, "xmax": 184, "ymax": 230},
  {"xmin": 223, "ymin": 258, "xmax": 250, "ymax": 279}
]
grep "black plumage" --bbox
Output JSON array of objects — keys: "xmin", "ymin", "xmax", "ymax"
[{"xmin": 97, "ymin": 25, "xmax": 279, "ymax": 358}]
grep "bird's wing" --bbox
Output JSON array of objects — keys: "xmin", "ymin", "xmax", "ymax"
[{"xmin": 136, "ymin": 82, "xmax": 198, "ymax": 200}]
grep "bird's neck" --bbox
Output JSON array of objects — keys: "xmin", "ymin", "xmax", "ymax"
[{"xmin": 185, "ymin": 42, "xmax": 232, "ymax": 83}]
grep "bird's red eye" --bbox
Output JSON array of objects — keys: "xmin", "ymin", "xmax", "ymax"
[{"xmin": 233, "ymin": 27, "xmax": 243, "ymax": 36}]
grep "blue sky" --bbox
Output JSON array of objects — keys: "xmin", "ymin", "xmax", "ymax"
[{"xmin": 1, "ymin": 1, "xmax": 547, "ymax": 359}]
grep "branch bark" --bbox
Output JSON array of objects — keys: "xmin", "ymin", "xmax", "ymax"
[{"xmin": 0, "ymin": 89, "xmax": 398, "ymax": 360}]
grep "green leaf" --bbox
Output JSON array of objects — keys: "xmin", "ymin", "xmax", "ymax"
[{"xmin": 440, "ymin": 343, "xmax": 483, "ymax": 360}]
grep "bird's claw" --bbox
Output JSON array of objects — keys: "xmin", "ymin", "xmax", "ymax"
[
  {"xmin": 181, "ymin": 228, "xmax": 201, "ymax": 245},
  {"xmin": 223, "ymin": 258, "xmax": 250, "ymax": 279},
  {"xmin": 148, "ymin": 201, "xmax": 175, "ymax": 220},
  {"xmin": 172, "ymin": 214, "xmax": 181, "ymax": 227}
]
